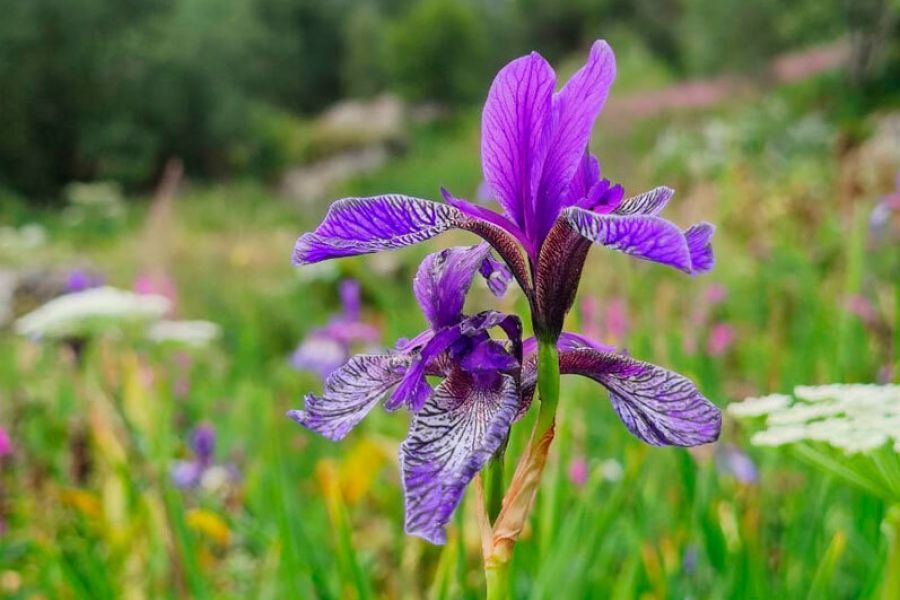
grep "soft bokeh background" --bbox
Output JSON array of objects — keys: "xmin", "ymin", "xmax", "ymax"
[{"xmin": 1, "ymin": 1, "xmax": 898, "ymax": 598}]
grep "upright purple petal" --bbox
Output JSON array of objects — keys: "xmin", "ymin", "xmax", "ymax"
[
  {"xmin": 564, "ymin": 152, "xmax": 601, "ymax": 205},
  {"xmin": 400, "ymin": 372, "xmax": 519, "ymax": 544},
  {"xmin": 535, "ymin": 41, "xmax": 616, "ymax": 242},
  {"xmin": 481, "ymin": 52, "xmax": 556, "ymax": 242},
  {"xmin": 293, "ymin": 196, "xmax": 463, "ymax": 264},
  {"xmin": 563, "ymin": 209, "xmax": 694, "ymax": 273},
  {"xmin": 560, "ymin": 349, "xmax": 721, "ymax": 446},
  {"xmin": 288, "ymin": 354, "xmax": 411, "ymax": 441},
  {"xmin": 413, "ymin": 244, "xmax": 492, "ymax": 329}
]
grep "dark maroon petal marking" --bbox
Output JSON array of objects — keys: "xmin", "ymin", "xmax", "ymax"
[{"xmin": 533, "ymin": 217, "xmax": 592, "ymax": 339}]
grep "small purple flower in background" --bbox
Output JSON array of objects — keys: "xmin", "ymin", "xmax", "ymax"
[
  {"xmin": 706, "ymin": 323, "xmax": 736, "ymax": 357},
  {"xmin": 0, "ymin": 426, "xmax": 12, "ymax": 459},
  {"xmin": 567, "ymin": 456, "xmax": 589, "ymax": 487},
  {"xmin": 869, "ymin": 173, "xmax": 900, "ymax": 241},
  {"xmin": 171, "ymin": 424, "xmax": 238, "ymax": 492},
  {"xmin": 703, "ymin": 283, "xmax": 727, "ymax": 306},
  {"xmin": 682, "ymin": 544, "xmax": 700, "ymax": 575},
  {"xmin": 65, "ymin": 269, "xmax": 105, "ymax": 293},
  {"xmin": 716, "ymin": 444, "xmax": 758, "ymax": 484},
  {"xmin": 291, "ymin": 279, "xmax": 381, "ymax": 380}
]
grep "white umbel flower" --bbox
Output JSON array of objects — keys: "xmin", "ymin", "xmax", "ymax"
[
  {"xmin": 147, "ymin": 320, "xmax": 220, "ymax": 347},
  {"xmin": 14, "ymin": 286, "xmax": 171, "ymax": 339},
  {"xmin": 733, "ymin": 384, "xmax": 900, "ymax": 455}
]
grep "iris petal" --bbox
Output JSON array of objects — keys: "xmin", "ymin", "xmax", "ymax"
[
  {"xmin": 288, "ymin": 354, "xmax": 411, "ymax": 441},
  {"xmin": 563, "ymin": 209, "xmax": 694, "ymax": 273},
  {"xmin": 481, "ymin": 52, "xmax": 556, "ymax": 241},
  {"xmin": 400, "ymin": 372, "xmax": 519, "ymax": 544},
  {"xmin": 292, "ymin": 195, "xmax": 462, "ymax": 265},
  {"xmin": 560, "ymin": 348, "xmax": 721, "ymax": 447},
  {"xmin": 535, "ymin": 41, "xmax": 616, "ymax": 242}
]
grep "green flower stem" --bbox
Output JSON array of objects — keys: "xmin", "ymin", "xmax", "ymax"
[
  {"xmin": 535, "ymin": 340, "xmax": 560, "ymax": 439},
  {"xmin": 486, "ymin": 450, "xmax": 505, "ymax": 522},
  {"xmin": 883, "ymin": 504, "xmax": 900, "ymax": 600},
  {"xmin": 485, "ymin": 558, "xmax": 510, "ymax": 600},
  {"xmin": 483, "ymin": 339, "xmax": 561, "ymax": 600}
]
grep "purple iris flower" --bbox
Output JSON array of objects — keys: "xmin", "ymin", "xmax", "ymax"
[
  {"xmin": 290, "ymin": 244, "xmax": 521, "ymax": 543},
  {"xmin": 171, "ymin": 423, "xmax": 219, "ymax": 488},
  {"xmin": 289, "ymin": 40, "xmax": 722, "ymax": 546},
  {"xmin": 291, "ymin": 279, "xmax": 381, "ymax": 380},
  {"xmin": 293, "ymin": 40, "xmax": 714, "ymax": 341}
]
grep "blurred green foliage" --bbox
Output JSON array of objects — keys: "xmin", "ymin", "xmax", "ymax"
[{"xmin": 1, "ymin": 0, "xmax": 896, "ymax": 200}]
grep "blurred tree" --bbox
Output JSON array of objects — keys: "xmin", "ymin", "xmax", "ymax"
[
  {"xmin": 341, "ymin": 2, "xmax": 389, "ymax": 98},
  {"xmin": 385, "ymin": 0, "xmax": 492, "ymax": 103}
]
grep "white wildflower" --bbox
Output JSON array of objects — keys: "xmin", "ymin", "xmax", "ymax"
[
  {"xmin": 735, "ymin": 384, "xmax": 900, "ymax": 455},
  {"xmin": 14, "ymin": 286, "xmax": 171, "ymax": 339},
  {"xmin": 726, "ymin": 394, "xmax": 791, "ymax": 417},
  {"xmin": 599, "ymin": 459, "xmax": 624, "ymax": 482},
  {"xmin": 147, "ymin": 320, "xmax": 220, "ymax": 347}
]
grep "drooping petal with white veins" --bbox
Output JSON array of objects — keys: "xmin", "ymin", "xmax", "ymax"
[
  {"xmin": 481, "ymin": 52, "xmax": 556, "ymax": 239},
  {"xmin": 535, "ymin": 40, "xmax": 616, "ymax": 242},
  {"xmin": 563, "ymin": 209, "xmax": 694, "ymax": 273},
  {"xmin": 288, "ymin": 354, "xmax": 411, "ymax": 441},
  {"xmin": 560, "ymin": 349, "xmax": 721, "ymax": 446},
  {"xmin": 292, "ymin": 195, "xmax": 462, "ymax": 265},
  {"xmin": 400, "ymin": 372, "xmax": 519, "ymax": 544}
]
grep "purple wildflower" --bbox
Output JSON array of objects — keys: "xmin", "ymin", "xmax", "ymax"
[
  {"xmin": 289, "ymin": 244, "xmax": 521, "ymax": 544},
  {"xmin": 65, "ymin": 269, "xmax": 104, "ymax": 293},
  {"xmin": 291, "ymin": 279, "xmax": 381, "ymax": 380},
  {"xmin": 171, "ymin": 423, "xmax": 238, "ymax": 490},
  {"xmin": 716, "ymin": 444, "xmax": 758, "ymax": 484},
  {"xmin": 293, "ymin": 40, "xmax": 715, "ymax": 342},
  {"xmin": 289, "ymin": 41, "xmax": 721, "ymax": 546}
]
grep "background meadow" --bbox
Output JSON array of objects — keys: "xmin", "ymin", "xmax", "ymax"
[{"xmin": 1, "ymin": 1, "xmax": 898, "ymax": 598}]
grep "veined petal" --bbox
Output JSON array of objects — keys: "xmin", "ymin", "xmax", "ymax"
[
  {"xmin": 288, "ymin": 354, "xmax": 411, "ymax": 441},
  {"xmin": 560, "ymin": 349, "xmax": 721, "ymax": 446},
  {"xmin": 413, "ymin": 244, "xmax": 492, "ymax": 329},
  {"xmin": 563, "ymin": 208, "xmax": 693, "ymax": 273},
  {"xmin": 441, "ymin": 188, "xmax": 529, "ymax": 249},
  {"xmin": 481, "ymin": 52, "xmax": 556, "ymax": 239},
  {"xmin": 292, "ymin": 195, "xmax": 462, "ymax": 265},
  {"xmin": 536, "ymin": 41, "xmax": 616, "ymax": 242},
  {"xmin": 614, "ymin": 186, "xmax": 674, "ymax": 216},
  {"xmin": 684, "ymin": 223, "xmax": 716, "ymax": 273},
  {"xmin": 564, "ymin": 152, "xmax": 601, "ymax": 205},
  {"xmin": 479, "ymin": 253, "xmax": 512, "ymax": 297},
  {"xmin": 401, "ymin": 372, "xmax": 519, "ymax": 544}
]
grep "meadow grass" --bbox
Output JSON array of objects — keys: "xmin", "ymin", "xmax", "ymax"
[{"xmin": 0, "ymin": 73, "xmax": 896, "ymax": 599}]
